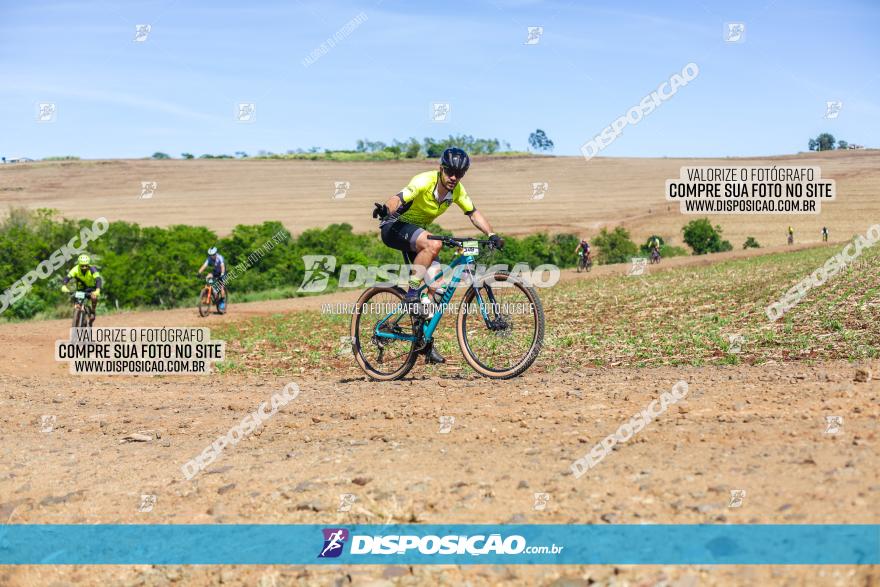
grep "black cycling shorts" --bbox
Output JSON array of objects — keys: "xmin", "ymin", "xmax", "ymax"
[{"xmin": 381, "ymin": 220, "xmax": 424, "ymax": 264}]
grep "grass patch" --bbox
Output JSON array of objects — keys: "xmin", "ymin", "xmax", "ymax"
[{"xmin": 214, "ymin": 243, "xmax": 880, "ymax": 375}]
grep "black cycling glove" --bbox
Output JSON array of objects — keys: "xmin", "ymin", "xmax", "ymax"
[
  {"xmin": 488, "ymin": 234, "xmax": 504, "ymax": 250},
  {"xmin": 372, "ymin": 202, "xmax": 389, "ymax": 220}
]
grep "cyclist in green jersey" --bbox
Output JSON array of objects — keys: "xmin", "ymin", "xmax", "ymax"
[
  {"xmin": 372, "ymin": 147, "xmax": 504, "ymax": 364},
  {"xmin": 60, "ymin": 254, "xmax": 103, "ymax": 325}
]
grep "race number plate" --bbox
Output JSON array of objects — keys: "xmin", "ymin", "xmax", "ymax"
[
  {"xmin": 74, "ymin": 291, "xmax": 86, "ymax": 300},
  {"xmin": 461, "ymin": 240, "xmax": 479, "ymax": 256}
]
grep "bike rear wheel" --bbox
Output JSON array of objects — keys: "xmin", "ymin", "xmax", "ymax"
[
  {"xmin": 456, "ymin": 271, "xmax": 544, "ymax": 379},
  {"xmin": 351, "ymin": 286, "xmax": 418, "ymax": 381},
  {"xmin": 198, "ymin": 288, "xmax": 211, "ymax": 317}
]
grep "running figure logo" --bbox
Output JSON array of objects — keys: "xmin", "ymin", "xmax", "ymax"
[
  {"xmin": 627, "ymin": 257, "xmax": 648, "ymax": 276},
  {"xmin": 824, "ymin": 415, "xmax": 843, "ymax": 434},
  {"xmin": 533, "ymin": 492, "xmax": 551, "ymax": 510},
  {"xmin": 430, "ymin": 102, "xmax": 451, "ymax": 123},
  {"xmin": 37, "ymin": 102, "xmax": 57, "ymax": 122},
  {"xmin": 333, "ymin": 181, "xmax": 350, "ymax": 200},
  {"xmin": 439, "ymin": 415, "xmax": 455, "ymax": 434},
  {"xmin": 298, "ymin": 255, "xmax": 337, "ymax": 293},
  {"xmin": 236, "ymin": 103, "xmax": 256, "ymax": 123},
  {"xmin": 40, "ymin": 415, "xmax": 56, "ymax": 433},
  {"xmin": 530, "ymin": 182, "xmax": 548, "ymax": 200},
  {"xmin": 728, "ymin": 489, "xmax": 746, "ymax": 508},
  {"xmin": 824, "ymin": 100, "xmax": 843, "ymax": 120},
  {"xmin": 134, "ymin": 24, "xmax": 151, "ymax": 42},
  {"xmin": 338, "ymin": 493, "xmax": 357, "ymax": 512},
  {"xmin": 337, "ymin": 336, "xmax": 354, "ymax": 356},
  {"xmin": 140, "ymin": 181, "xmax": 158, "ymax": 199},
  {"xmin": 525, "ymin": 26, "xmax": 544, "ymax": 45},
  {"xmin": 318, "ymin": 528, "xmax": 349, "ymax": 558},
  {"xmin": 724, "ymin": 22, "xmax": 745, "ymax": 43},
  {"xmin": 727, "ymin": 333, "xmax": 744, "ymax": 354},
  {"xmin": 138, "ymin": 494, "xmax": 157, "ymax": 512}
]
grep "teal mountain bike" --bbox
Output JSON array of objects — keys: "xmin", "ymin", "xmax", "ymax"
[{"xmin": 351, "ymin": 235, "xmax": 545, "ymax": 381}]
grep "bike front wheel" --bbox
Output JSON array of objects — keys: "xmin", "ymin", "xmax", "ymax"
[
  {"xmin": 72, "ymin": 306, "xmax": 85, "ymax": 328},
  {"xmin": 456, "ymin": 271, "xmax": 544, "ymax": 379},
  {"xmin": 351, "ymin": 286, "xmax": 418, "ymax": 381},
  {"xmin": 198, "ymin": 288, "xmax": 211, "ymax": 317}
]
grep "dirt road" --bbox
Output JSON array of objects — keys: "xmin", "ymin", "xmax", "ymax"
[{"xmin": 1, "ymin": 359, "xmax": 877, "ymax": 585}]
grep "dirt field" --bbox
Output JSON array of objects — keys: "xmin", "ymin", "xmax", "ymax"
[
  {"xmin": 2, "ymin": 153, "xmax": 879, "ymax": 585},
  {"xmin": 1, "ymin": 245, "xmax": 878, "ymax": 586},
  {"xmin": 1, "ymin": 150, "xmax": 878, "ymax": 249}
]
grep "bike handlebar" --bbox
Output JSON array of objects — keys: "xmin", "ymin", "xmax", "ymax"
[{"xmin": 427, "ymin": 235, "xmax": 492, "ymax": 247}]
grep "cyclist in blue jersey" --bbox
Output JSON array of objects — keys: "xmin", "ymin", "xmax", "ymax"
[{"xmin": 198, "ymin": 247, "xmax": 227, "ymax": 312}]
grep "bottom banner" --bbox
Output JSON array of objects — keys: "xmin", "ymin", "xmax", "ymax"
[{"xmin": 0, "ymin": 525, "xmax": 877, "ymax": 565}]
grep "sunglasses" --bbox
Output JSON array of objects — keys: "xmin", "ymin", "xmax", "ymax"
[{"xmin": 442, "ymin": 166, "xmax": 466, "ymax": 179}]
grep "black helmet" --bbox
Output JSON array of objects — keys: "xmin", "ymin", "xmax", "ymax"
[{"xmin": 440, "ymin": 147, "xmax": 470, "ymax": 176}]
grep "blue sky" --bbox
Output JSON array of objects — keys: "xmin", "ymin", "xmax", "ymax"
[{"xmin": 1, "ymin": 0, "xmax": 877, "ymax": 159}]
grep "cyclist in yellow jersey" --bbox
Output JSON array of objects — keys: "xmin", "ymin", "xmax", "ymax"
[
  {"xmin": 372, "ymin": 147, "xmax": 503, "ymax": 364},
  {"xmin": 60, "ymin": 254, "xmax": 103, "ymax": 325}
]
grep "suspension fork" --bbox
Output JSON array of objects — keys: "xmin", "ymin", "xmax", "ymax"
[
  {"xmin": 462, "ymin": 260, "xmax": 501, "ymax": 328},
  {"xmin": 472, "ymin": 282, "xmax": 501, "ymax": 327}
]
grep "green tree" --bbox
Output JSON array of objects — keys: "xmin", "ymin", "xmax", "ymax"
[
  {"xmin": 151, "ymin": 152, "xmax": 171, "ymax": 159},
  {"xmin": 0, "ymin": 208, "xmax": 592, "ymax": 320},
  {"xmin": 808, "ymin": 133, "xmax": 836, "ymax": 151},
  {"xmin": 592, "ymin": 226, "xmax": 638, "ymax": 264},
  {"xmin": 743, "ymin": 236, "xmax": 760, "ymax": 249},
  {"xmin": 422, "ymin": 135, "xmax": 502, "ymax": 157},
  {"xmin": 837, "ymin": 140, "xmax": 849, "ymax": 150},
  {"xmin": 683, "ymin": 218, "xmax": 733, "ymax": 255},
  {"xmin": 181, "ymin": 153, "xmax": 194, "ymax": 159},
  {"xmin": 382, "ymin": 144, "xmax": 402, "ymax": 157},
  {"xmin": 403, "ymin": 138, "xmax": 421, "ymax": 159},
  {"xmin": 355, "ymin": 139, "xmax": 386, "ymax": 153},
  {"xmin": 528, "ymin": 129, "xmax": 554, "ymax": 152}
]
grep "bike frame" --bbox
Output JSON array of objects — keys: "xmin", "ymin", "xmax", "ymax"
[
  {"xmin": 71, "ymin": 290, "xmax": 95, "ymax": 324},
  {"xmin": 203, "ymin": 277, "xmax": 215, "ymax": 305},
  {"xmin": 373, "ymin": 251, "xmax": 496, "ymax": 344}
]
